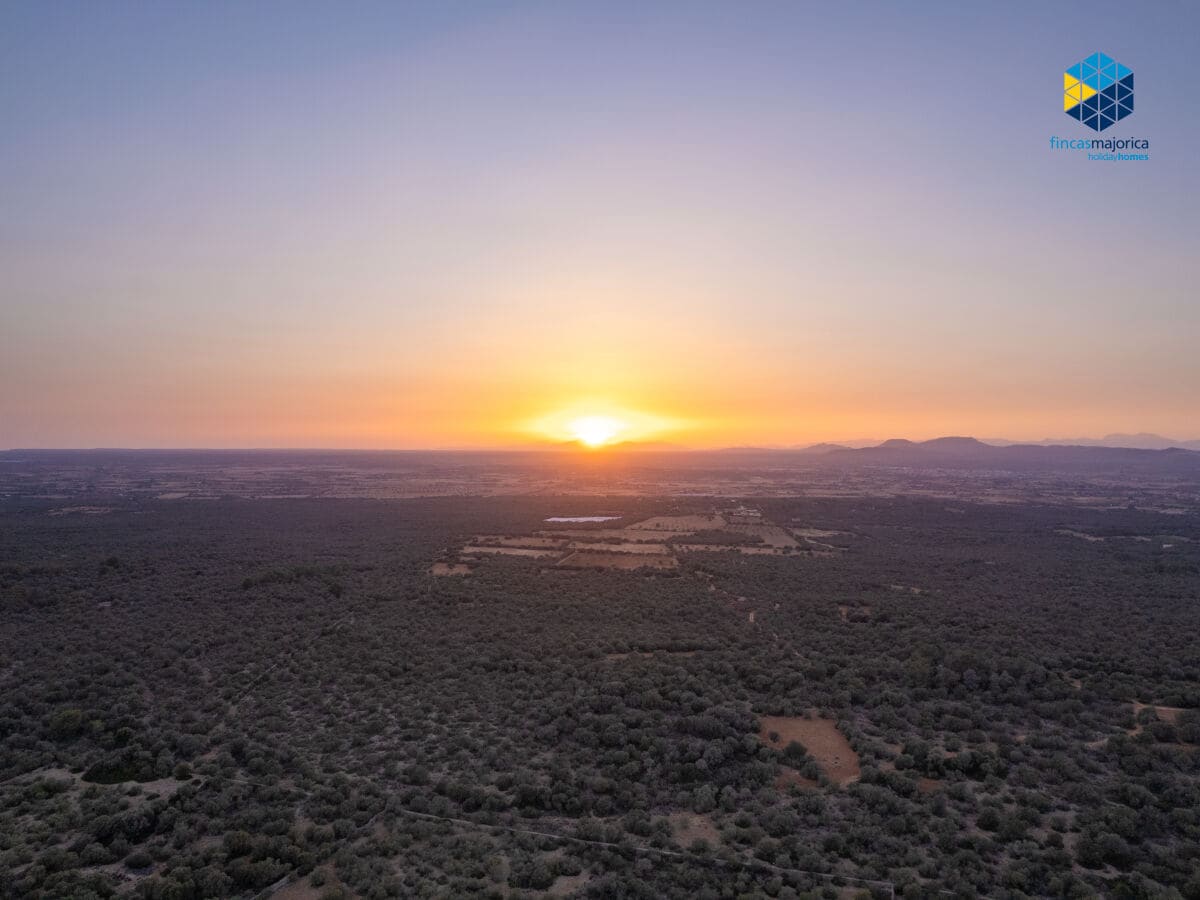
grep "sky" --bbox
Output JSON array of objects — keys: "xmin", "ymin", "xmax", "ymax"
[{"xmin": 2, "ymin": 1, "xmax": 1198, "ymax": 449}]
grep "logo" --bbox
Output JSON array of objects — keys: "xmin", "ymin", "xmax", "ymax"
[{"xmin": 1064, "ymin": 52, "xmax": 1133, "ymax": 132}]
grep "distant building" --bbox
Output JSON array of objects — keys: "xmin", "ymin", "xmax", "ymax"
[{"xmin": 723, "ymin": 505, "xmax": 763, "ymax": 524}]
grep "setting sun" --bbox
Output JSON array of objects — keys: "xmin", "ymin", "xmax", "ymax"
[
  {"xmin": 568, "ymin": 415, "xmax": 625, "ymax": 447},
  {"xmin": 524, "ymin": 405, "xmax": 684, "ymax": 448}
]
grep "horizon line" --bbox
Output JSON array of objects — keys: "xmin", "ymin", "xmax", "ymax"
[{"xmin": 4, "ymin": 434, "xmax": 1200, "ymax": 454}]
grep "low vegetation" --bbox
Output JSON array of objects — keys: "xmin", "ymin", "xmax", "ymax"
[{"xmin": 1, "ymin": 493, "xmax": 1199, "ymax": 898}]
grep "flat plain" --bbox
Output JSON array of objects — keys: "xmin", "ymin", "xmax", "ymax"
[{"xmin": 1, "ymin": 449, "xmax": 1199, "ymax": 899}]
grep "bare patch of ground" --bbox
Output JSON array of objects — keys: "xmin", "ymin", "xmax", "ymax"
[
  {"xmin": 134, "ymin": 777, "xmax": 186, "ymax": 800},
  {"xmin": 775, "ymin": 766, "xmax": 818, "ymax": 791},
  {"xmin": 837, "ymin": 605, "xmax": 872, "ymax": 622},
  {"xmin": 547, "ymin": 871, "xmax": 593, "ymax": 897},
  {"xmin": 758, "ymin": 713, "xmax": 861, "ymax": 786},
  {"xmin": 1086, "ymin": 702, "xmax": 1191, "ymax": 744},
  {"xmin": 804, "ymin": 545, "xmax": 840, "ymax": 557},
  {"xmin": 917, "ymin": 777, "xmax": 943, "ymax": 794},
  {"xmin": 1056, "ymin": 529, "xmax": 1105, "ymax": 542},
  {"xmin": 668, "ymin": 812, "xmax": 722, "ymax": 849},
  {"xmin": 430, "ymin": 562, "xmax": 472, "ymax": 576},
  {"xmin": 557, "ymin": 551, "xmax": 677, "ymax": 570},
  {"xmin": 1132, "ymin": 701, "xmax": 1185, "ymax": 727},
  {"xmin": 790, "ymin": 526, "xmax": 849, "ymax": 538}
]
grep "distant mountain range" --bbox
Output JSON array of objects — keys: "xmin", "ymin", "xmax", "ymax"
[
  {"xmin": 769, "ymin": 435, "xmax": 1200, "ymax": 473},
  {"xmin": 985, "ymin": 433, "xmax": 1200, "ymax": 451},
  {"xmin": 794, "ymin": 433, "xmax": 1200, "ymax": 452},
  {"xmin": 6, "ymin": 441, "xmax": 1200, "ymax": 481}
]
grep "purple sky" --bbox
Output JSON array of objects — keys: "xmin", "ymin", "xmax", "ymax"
[{"xmin": 2, "ymin": 2, "xmax": 1197, "ymax": 448}]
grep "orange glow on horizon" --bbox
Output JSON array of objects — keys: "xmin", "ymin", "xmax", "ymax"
[
  {"xmin": 523, "ymin": 403, "xmax": 685, "ymax": 448},
  {"xmin": 567, "ymin": 415, "xmax": 625, "ymax": 447}
]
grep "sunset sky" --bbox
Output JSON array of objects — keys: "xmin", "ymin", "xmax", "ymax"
[{"xmin": 3, "ymin": 1, "xmax": 1198, "ymax": 449}]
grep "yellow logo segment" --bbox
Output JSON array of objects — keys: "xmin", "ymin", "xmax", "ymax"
[{"xmin": 1063, "ymin": 74, "xmax": 1097, "ymax": 110}]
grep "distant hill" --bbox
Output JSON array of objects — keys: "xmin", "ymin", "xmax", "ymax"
[
  {"xmin": 986, "ymin": 433, "xmax": 1200, "ymax": 451},
  {"xmin": 821, "ymin": 435, "xmax": 1200, "ymax": 473}
]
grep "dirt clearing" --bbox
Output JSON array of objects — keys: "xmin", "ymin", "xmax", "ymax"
[
  {"xmin": 758, "ymin": 714, "xmax": 861, "ymax": 786},
  {"xmin": 544, "ymin": 516, "xmax": 621, "ymax": 523},
  {"xmin": 48, "ymin": 506, "xmax": 113, "ymax": 516},
  {"xmin": 791, "ymin": 526, "xmax": 848, "ymax": 538},
  {"xmin": 1132, "ymin": 701, "xmax": 1185, "ymax": 725},
  {"xmin": 430, "ymin": 563, "xmax": 472, "ymax": 576},
  {"xmin": 669, "ymin": 812, "xmax": 721, "ymax": 848},
  {"xmin": 1056, "ymin": 529, "xmax": 1105, "ymax": 542},
  {"xmin": 775, "ymin": 766, "xmax": 818, "ymax": 791},
  {"xmin": 837, "ymin": 605, "xmax": 872, "ymax": 622}
]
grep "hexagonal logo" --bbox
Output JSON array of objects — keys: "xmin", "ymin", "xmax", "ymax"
[{"xmin": 1064, "ymin": 52, "xmax": 1133, "ymax": 132}]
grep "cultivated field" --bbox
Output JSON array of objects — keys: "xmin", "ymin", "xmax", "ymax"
[
  {"xmin": 556, "ymin": 551, "xmax": 678, "ymax": 570},
  {"xmin": 436, "ymin": 506, "xmax": 831, "ymax": 572}
]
